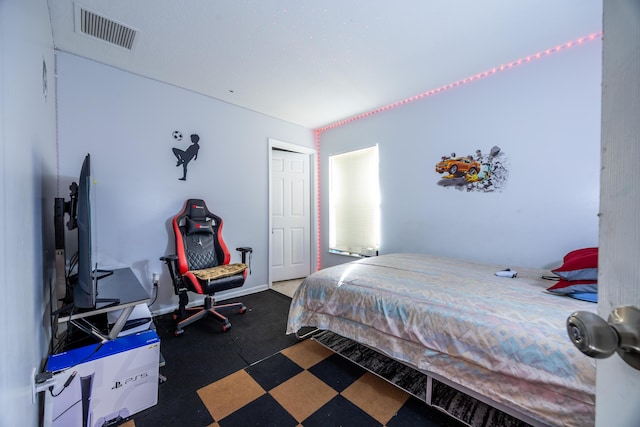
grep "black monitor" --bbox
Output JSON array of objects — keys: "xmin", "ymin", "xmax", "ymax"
[
  {"xmin": 54, "ymin": 154, "xmax": 117, "ymax": 312},
  {"xmin": 74, "ymin": 153, "xmax": 94, "ymax": 308}
]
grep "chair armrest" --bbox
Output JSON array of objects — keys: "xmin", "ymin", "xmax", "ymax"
[
  {"xmin": 235, "ymin": 247, "xmax": 252, "ymax": 268},
  {"xmin": 160, "ymin": 254, "xmax": 181, "ymax": 295}
]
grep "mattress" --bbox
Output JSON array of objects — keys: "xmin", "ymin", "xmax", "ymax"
[{"xmin": 286, "ymin": 253, "xmax": 597, "ymax": 427}]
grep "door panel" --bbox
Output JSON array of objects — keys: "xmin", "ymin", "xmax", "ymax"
[
  {"xmin": 271, "ymin": 228, "xmax": 284, "ymax": 268},
  {"xmin": 291, "ymin": 178, "xmax": 304, "ymax": 215},
  {"xmin": 291, "ymin": 227, "xmax": 304, "ymax": 265},
  {"xmin": 272, "ymin": 159, "xmax": 284, "ymax": 217}
]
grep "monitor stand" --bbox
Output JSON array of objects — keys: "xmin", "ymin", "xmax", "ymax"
[
  {"xmin": 54, "ymin": 267, "xmax": 151, "ymax": 343},
  {"xmin": 94, "ymin": 269, "xmax": 120, "ymax": 309}
]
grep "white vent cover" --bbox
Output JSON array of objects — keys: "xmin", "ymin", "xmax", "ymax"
[{"xmin": 74, "ymin": 4, "xmax": 139, "ymax": 50}]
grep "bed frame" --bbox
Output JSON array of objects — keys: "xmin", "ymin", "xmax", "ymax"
[
  {"xmin": 287, "ymin": 253, "xmax": 597, "ymax": 427},
  {"xmin": 311, "ymin": 329, "xmax": 544, "ymax": 427}
]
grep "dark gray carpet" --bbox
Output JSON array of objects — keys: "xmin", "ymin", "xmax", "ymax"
[{"xmin": 132, "ymin": 290, "xmax": 304, "ymax": 427}]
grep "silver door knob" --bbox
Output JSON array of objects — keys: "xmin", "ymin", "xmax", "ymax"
[
  {"xmin": 567, "ymin": 306, "xmax": 640, "ymax": 370},
  {"xmin": 566, "ymin": 311, "xmax": 617, "ymax": 358}
]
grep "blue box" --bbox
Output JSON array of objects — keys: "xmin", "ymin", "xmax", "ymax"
[{"xmin": 46, "ymin": 330, "xmax": 160, "ymax": 426}]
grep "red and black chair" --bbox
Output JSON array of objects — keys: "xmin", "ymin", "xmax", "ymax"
[{"xmin": 161, "ymin": 199, "xmax": 252, "ymax": 335}]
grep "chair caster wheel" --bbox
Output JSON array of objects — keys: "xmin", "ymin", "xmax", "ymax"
[
  {"xmin": 221, "ymin": 322, "xmax": 231, "ymax": 332},
  {"xmin": 174, "ymin": 329, "xmax": 184, "ymax": 337},
  {"xmin": 239, "ymin": 306, "xmax": 247, "ymax": 314}
]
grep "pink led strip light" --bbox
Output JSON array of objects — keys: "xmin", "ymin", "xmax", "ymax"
[
  {"xmin": 313, "ymin": 32, "xmax": 601, "ymax": 269},
  {"xmin": 315, "ymin": 129, "xmax": 322, "ymax": 269},
  {"xmin": 317, "ymin": 32, "xmax": 602, "ymax": 133}
]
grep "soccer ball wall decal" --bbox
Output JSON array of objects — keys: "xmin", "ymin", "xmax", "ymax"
[{"xmin": 172, "ymin": 130, "xmax": 183, "ymax": 141}]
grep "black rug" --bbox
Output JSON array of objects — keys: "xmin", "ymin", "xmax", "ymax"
[
  {"xmin": 194, "ymin": 335, "xmax": 467, "ymax": 427},
  {"xmin": 132, "ymin": 290, "xmax": 305, "ymax": 427}
]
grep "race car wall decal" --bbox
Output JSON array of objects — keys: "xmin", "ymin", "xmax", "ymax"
[{"xmin": 435, "ymin": 145, "xmax": 508, "ymax": 192}]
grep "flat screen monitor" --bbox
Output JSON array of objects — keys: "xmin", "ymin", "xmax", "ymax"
[
  {"xmin": 72, "ymin": 154, "xmax": 116, "ymax": 309},
  {"xmin": 74, "ymin": 154, "xmax": 94, "ymax": 308},
  {"xmin": 53, "ymin": 153, "xmax": 118, "ymax": 314}
]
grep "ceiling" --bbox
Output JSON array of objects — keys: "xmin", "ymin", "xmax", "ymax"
[{"xmin": 47, "ymin": 1, "xmax": 602, "ymax": 129}]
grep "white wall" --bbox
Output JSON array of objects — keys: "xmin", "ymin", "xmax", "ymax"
[
  {"xmin": 56, "ymin": 52, "xmax": 314, "ymax": 314},
  {"xmin": 0, "ymin": 0, "xmax": 58, "ymax": 426},
  {"xmin": 319, "ymin": 39, "xmax": 602, "ymax": 269}
]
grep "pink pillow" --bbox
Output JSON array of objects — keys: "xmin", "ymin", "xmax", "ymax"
[
  {"xmin": 547, "ymin": 279, "xmax": 598, "ymax": 294},
  {"xmin": 552, "ymin": 247, "xmax": 598, "ymax": 281}
]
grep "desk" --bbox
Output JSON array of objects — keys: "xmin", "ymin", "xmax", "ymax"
[{"xmin": 57, "ymin": 267, "xmax": 150, "ymax": 341}]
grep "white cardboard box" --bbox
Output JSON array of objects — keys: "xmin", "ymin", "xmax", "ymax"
[
  {"xmin": 107, "ymin": 304, "xmax": 153, "ymax": 337},
  {"xmin": 45, "ymin": 330, "xmax": 160, "ymax": 427}
]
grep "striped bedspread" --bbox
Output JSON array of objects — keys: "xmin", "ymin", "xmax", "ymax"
[{"xmin": 286, "ymin": 253, "xmax": 596, "ymax": 427}]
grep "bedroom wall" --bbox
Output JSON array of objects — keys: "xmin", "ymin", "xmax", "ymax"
[
  {"xmin": 0, "ymin": 0, "xmax": 58, "ymax": 425},
  {"xmin": 319, "ymin": 38, "xmax": 602, "ymax": 270},
  {"xmin": 55, "ymin": 52, "xmax": 314, "ymax": 314}
]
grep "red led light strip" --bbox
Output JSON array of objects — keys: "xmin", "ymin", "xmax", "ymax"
[
  {"xmin": 315, "ymin": 129, "xmax": 322, "ymax": 270},
  {"xmin": 317, "ymin": 32, "xmax": 602, "ymax": 133},
  {"xmin": 313, "ymin": 32, "xmax": 601, "ymax": 269}
]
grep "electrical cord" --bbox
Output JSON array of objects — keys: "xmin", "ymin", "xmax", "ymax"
[
  {"xmin": 49, "ymin": 370, "xmax": 77, "ymax": 397},
  {"xmin": 148, "ymin": 284, "xmax": 158, "ymax": 306},
  {"xmin": 60, "ymin": 251, "xmax": 79, "ymax": 304},
  {"xmin": 48, "ymin": 341, "xmax": 105, "ymax": 393}
]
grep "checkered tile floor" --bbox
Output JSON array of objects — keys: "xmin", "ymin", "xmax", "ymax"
[{"xmin": 132, "ymin": 338, "xmax": 462, "ymax": 427}]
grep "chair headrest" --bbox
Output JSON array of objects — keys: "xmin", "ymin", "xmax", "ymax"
[
  {"xmin": 187, "ymin": 218, "xmax": 213, "ymax": 235},
  {"xmin": 181, "ymin": 199, "xmax": 215, "ymax": 235},
  {"xmin": 184, "ymin": 199, "xmax": 209, "ymax": 220}
]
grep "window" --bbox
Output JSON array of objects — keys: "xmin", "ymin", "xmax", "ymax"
[{"xmin": 329, "ymin": 145, "xmax": 380, "ymax": 257}]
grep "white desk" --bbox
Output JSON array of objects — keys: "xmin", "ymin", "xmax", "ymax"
[{"xmin": 56, "ymin": 267, "xmax": 150, "ymax": 341}]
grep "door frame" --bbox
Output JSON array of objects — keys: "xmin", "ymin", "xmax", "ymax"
[{"xmin": 268, "ymin": 138, "xmax": 317, "ymax": 288}]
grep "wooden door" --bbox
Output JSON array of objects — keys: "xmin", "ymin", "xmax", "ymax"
[
  {"xmin": 595, "ymin": 1, "xmax": 640, "ymax": 425},
  {"xmin": 271, "ymin": 149, "xmax": 311, "ymax": 282}
]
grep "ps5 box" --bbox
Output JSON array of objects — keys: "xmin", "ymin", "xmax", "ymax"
[{"xmin": 45, "ymin": 330, "xmax": 160, "ymax": 427}]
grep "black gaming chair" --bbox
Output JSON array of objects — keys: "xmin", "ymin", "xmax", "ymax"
[{"xmin": 160, "ymin": 199, "xmax": 252, "ymax": 335}]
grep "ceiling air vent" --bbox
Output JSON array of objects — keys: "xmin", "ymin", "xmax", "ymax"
[{"xmin": 74, "ymin": 4, "xmax": 139, "ymax": 50}]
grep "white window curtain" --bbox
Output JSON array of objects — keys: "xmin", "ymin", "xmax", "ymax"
[{"xmin": 329, "ymin": 145, "xmax": 380, "ymax": 256}]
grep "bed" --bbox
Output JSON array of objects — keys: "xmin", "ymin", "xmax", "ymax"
[{"xmin": 286, "ymin": 253, "xmax": 597, "ymax": 427}]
